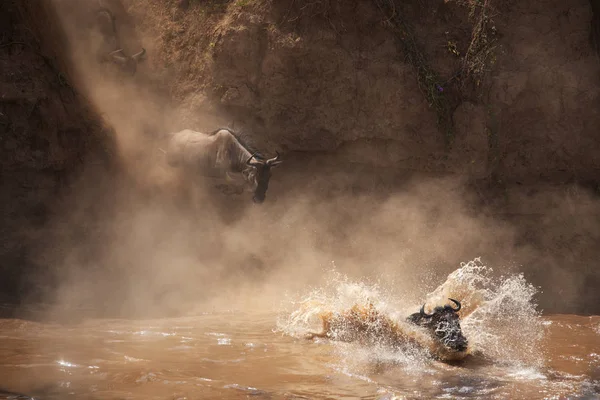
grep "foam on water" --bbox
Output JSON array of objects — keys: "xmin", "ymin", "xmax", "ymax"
[{"xmin": 277, "ymin": 258, "xmax": 545, "ymax": 370}]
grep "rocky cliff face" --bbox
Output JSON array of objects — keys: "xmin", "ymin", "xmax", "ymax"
[
  {"xmin": 126, "ymin": 0, "xmax": 600, "ymax": 181},
  {"xmin": 490, "ymin": 0, "xmax": 600, "ymax": 182},
  {"xmin": 0, "ymin": 1, "xmax": 116, "ymax": 306},
  {"xmin": 1, "ymin": 0, "xmax": 600, "ymax": 316}
]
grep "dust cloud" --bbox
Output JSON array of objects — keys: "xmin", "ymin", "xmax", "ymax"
[
  {"xmin": 36, "ymin": 167, "xmax": 519, "ymax": 321},
  {"xmin": 29, "ymin": 0, "xmax": 600, "ymax": 323}
]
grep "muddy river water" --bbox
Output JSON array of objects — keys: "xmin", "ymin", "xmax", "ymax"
[{"xmin": 0, "ymin": 261, "xmax": 598, "ymax": 399}]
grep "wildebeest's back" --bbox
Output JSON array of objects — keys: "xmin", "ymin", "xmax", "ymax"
[
  {"xmin": 166, "ymin": 129, "xmax": 224, "ymax": 177},
  {"xmin": 95, "ymin": 8, "xmax": 117, "ymax": 45},
  {"xmin": 85, "ymin": 7, "xmax": 121, "ymax": 63}
]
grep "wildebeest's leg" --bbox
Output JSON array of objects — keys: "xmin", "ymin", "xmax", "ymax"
[
  {"xmin": 305, "ymin": 331, "xmax": 329, "ymax": 340},
  {"xmin": 305, "ymin": 316, "xmax": 332, "ymax": 340}
]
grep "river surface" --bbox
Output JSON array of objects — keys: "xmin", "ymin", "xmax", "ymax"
[{"xmin": 0, "ymin": 261, "xmax": 598, "ymax": 399}]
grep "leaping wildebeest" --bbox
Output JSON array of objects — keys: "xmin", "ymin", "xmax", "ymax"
[
  {"xmin": 306, "ymin": 298, "xmax": 469, "ymax": 361},
  {"xmin": 93, "ymin": 7, "xmax": 146, "ymax": 75},
  {"xmin": 163, "ymin": 128, "xmax": 283, "ymax": 204}
]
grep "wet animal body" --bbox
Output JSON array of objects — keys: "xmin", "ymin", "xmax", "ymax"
[
  {"xmin": 307, "ymin": 299, "xmax": 469, "ymax": 360},
  {"xmin": 93, "ymin": 7, "xmax": 146, "ymax": 75},
  {"xmin": 306, "ymin": 303, "xmax": 418, "ymax": 348},
  {"xmin": 164, "ymin": 128, "xmax": 282, "ymax": 203}
]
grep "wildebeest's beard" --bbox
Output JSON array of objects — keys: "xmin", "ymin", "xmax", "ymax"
[
  {"xmin": 251, "ymin": 165, "xmax": 271, "ymax": 204},
  {"xmin": 407, "ymin": 298, "xmax": 468, "ymax": 353}
]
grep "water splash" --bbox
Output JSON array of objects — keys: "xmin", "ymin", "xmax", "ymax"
[
  {"xmin": 277, "ymin": 258, "xmax": 545, "ymax": 369},
  {"xmin": 437, "ymin": 259, "xmax": 545, "ymax": 367}
]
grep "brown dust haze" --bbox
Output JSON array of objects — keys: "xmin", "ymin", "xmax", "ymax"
[{"xmin": 27, "ymin": 0, "xmax": 600, "ymax": 322}]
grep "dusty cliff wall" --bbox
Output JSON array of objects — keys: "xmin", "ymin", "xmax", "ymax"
[
  {"xmin": 0, "ymin": 0, "xmax": 118, "ymax": 306},
  {"xmin": 125, "ymin": 0, "xmax": 600, "ymax": 181},
  {"xmin": 1, "ymin": 0, "xmax": 600, "ymax": 316}
]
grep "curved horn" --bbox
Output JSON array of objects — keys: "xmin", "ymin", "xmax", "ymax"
[
  {"xmin": 131, "ymin": 48, "xmax": 146, "ymax": 61},
  {"xmin": 108, "ymin": 49, "xmax": 128, "ymax": 64},
  {"xmin": 266, "ymin": 151, "xmax": 280, "ymax": 164},
  {"xmin": 420, "ymin": 304, "xmax": 433, "ymax": 318},
  {"xmin": 108, "ymin": 48, "xmax": 125, "ymax": 56},
  {"xmin": 448, "ymin": 298, "xmax": 461, "ymax": 312},
  {"xmin": 266, "ymin": 151, "xmax": 283, "ymax": 166}
]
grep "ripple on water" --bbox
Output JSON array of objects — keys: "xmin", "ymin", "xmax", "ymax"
[
  {"xmin": 201, "ymin": 357, "xmax": 245, "ymax": 364},
  {"xmin": 135, "ymin": 372, "xmax": 158, "ymax": 383},
  {"xmin": 171, "ymin": 345, "xmax": 194, "ymax": 351},
  {"xmin": 134, "ymin": 330, "xmax": 175, "ymax": 337},
  {"xmin": 223, "ymin": 383, "xmax": 268, "ymax": 396},
  {"xmin": 505, "ymin": 366, "xmax": 547, "ymax": 381},
  {"xmin": 56, "ymin": 360, "xmax": 79, "ymax": 368},
  {"xmin": 244, "ymin": 342, "xmax": 268, "ymax": 351}
]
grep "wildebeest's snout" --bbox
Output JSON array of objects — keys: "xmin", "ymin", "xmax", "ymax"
[
  {"xmin": 252, "ymin": 195, "xmax": 265, "ymax": 204},
  {"xmin": 434, "ymin": 314, "xmax": 468, "ymax": 352}
]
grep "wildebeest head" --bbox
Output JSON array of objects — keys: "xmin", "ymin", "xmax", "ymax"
[
  {"xmin": 406, "ymin": 298, "xmax": 468, "ymax": 353},
  {"xmin": 93, "ymin": 7, "xmax": 147, "ymax": 76},
  {"xmin": 108, "ymin": 48, "xmax": 147, "ymax": 75},
  {"xmin": 245, "ymin": 152, "xmax": 282, "ymax": 204}
]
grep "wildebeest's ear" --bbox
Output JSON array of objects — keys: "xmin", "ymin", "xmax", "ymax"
[{"xmin": 269, "ymin": 160, "xmax": 283, "ymax": 167}]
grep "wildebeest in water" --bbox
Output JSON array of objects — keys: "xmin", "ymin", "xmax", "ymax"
[
  {"xmin": 306, "ymin": 298, "xmax": 469, "ymax": 361},
  {"xmin": 163, "ymin": 128, "xmax": 282, "ymax": 204},
  {"xmin": 406, "ymin": 298, "xmax": 468, "ymax": 353}
]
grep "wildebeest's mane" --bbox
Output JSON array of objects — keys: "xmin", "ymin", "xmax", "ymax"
[{"xmin": 208, "ymin": 127, "xmax": 266, "ymax": 159}]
